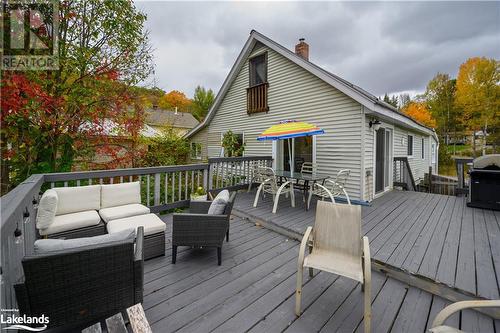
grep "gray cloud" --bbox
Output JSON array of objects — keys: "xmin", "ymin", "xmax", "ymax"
[{"xmin": 136, "ymin": 1, "xmax": 500, "ymax": 98}]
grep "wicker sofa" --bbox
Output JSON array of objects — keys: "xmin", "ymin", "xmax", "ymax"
[
  {"xmin": 15, "ymin": 227, "xmax": 145, "ymax": 330},
  {"xmin": 172, "ymin": 192, "xmax": 236, "ymax": 265},
  {"xmin": 36, "ymin": 182, "xmax": 150, "ymax": 239},
  {"xmin": 35, "ymin": 182, "xmax": 167, "ymax": 259}
]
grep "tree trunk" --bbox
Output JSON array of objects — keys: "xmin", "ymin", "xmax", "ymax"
[{"xmin": 0, "ymin": 132, "xmax": 10, "ymax": 195}]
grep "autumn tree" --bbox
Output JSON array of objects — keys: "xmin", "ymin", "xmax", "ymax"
[
  {"xmin": 158, "ymin": 90, "xmax": 192, "ymax": 112},
  {"xmin": 401, "ymin": 101, "xmax": 437, "ymax": 128},
  {"xmin": 425, "ymin": 73, "xmax": 463, "ymax": 146},
  {"xmin": 1, "ymin": 0, "xmax": 153, "ymax": 191},
  {"xmin": 398, "ymin": 93, "xmax": 411, "ymax": 110},
  {"xmin": 192, "ymin": 85, "xmax": 215, "ymax": 121},
  {"xmin": 455, "ymin": 57, "xmax": 500, "ymax": 154}
]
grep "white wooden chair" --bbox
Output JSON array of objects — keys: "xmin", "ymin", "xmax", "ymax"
[
  {"xmin": 307, "ymin": 169, "xmax": 351, "ymax": 209},
  {"xmin": 296, "ymin": 200, "xmax": 371, "ymax": 333},
  {"xmin": 253, "ymin": 167, "xmax": 295, "ymax": 214},
  {"xmin": 429, "ymin": 300, "xmax": 500, "ymax": 333}
]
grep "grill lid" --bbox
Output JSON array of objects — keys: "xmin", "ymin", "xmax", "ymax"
[{"xmin": 473, "ymin": 154, "xmax": 500, "ymax": 169}]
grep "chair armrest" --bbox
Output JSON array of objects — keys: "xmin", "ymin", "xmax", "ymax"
[
  {"xmin": 363, "ymin": 236, "xmax": 371, "ymax": 286},
  {"xmin": 135, "ymin": 226, "xmax": 144, "ymax": 262},
  {"xmin": 431, "ymin": 300, "xmax": 500, "ymax": 329},
  {"xmin": 134, "ymin": 226, "xmax": 144, "ymax": 303},
  {"xmin": 189, "ymin": 201, "xmax": 212, "ymax": 214},
  {"xmin": 298, "ymin": 226, "xmax": 313, "ymax": 268}
]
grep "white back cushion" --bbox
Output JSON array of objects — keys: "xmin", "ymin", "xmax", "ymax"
[
  {"xmin": 36, "ymin": 189, "xmax": 58, "ymax": 229},
  {"xmin": 208, "ymin": 190, "xmax": 229, "ymax": 215},
  {"xmin": 53, "ymin": 185, "xmax": 101, "ymax": 215},
  {"xmin": 101, "ymin": 181, "xmax": 141, "ymax": 208}
]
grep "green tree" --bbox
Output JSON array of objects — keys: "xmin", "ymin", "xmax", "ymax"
[
  {"xmin": 140, "ymin": 128, "xmax": 190, "ymax": 166},
  {"xmin": 382, "ymin": 93, "xmax": 398, "ymax": 108},
  {"xmin": 425, "ymin": 73, "xmax": 463, "ymax": 148},
  {"xmin": 192, "ymin": 85, "xmax": 215, "ymax": 121},
  {"xmin": 222, "ymin": 130, "xmax": 244, "ymax": 157}
]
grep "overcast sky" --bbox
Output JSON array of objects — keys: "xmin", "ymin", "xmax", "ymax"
[{"xmin": 136, "ymin": 1, "xmax": 499, "ymax": 99}]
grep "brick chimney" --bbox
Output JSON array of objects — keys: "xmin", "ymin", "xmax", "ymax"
[{"xmin": 295, "ymin": 38, "xmax": 309, "ymax": 61}]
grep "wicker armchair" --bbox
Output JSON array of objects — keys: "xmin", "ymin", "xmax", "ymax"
[
  {"xmin": 14, "ymin": 227, "xmax": 145, "ymax": 330},
  {"xmin": 172, "ymin": 192, "xmax": 236, "ymax": 265}
]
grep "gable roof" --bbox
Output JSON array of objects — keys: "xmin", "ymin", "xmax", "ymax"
[
  {"xmin": 185, "ymin": 30, "xmax": 437, "ymax": 141},
  {"xmin": 146, "ymin": 107, "xmax": 199, "ymax": 129}
]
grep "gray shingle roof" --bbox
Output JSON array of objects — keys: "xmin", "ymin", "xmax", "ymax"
[{"xmin": 145, "ymin": 108, "xmax": 199, "ymax": 129}]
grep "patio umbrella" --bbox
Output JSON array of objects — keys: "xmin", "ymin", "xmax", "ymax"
[{"xmin": 257, "ymin": 120, "xmax": 325, "ymax": 173}]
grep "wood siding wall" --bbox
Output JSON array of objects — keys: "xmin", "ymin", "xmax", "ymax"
[{"xmin": 190, "ymin": 44, "xmax": 363, "ymax": 200}]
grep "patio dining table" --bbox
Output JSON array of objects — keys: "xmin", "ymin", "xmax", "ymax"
[{"xmin": 274, "ymin": 170, "xmax": 330, "ymax": 210}]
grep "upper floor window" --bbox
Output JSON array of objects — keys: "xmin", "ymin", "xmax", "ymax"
[
  {"xmin": 247, "ymin": 53, "xmax": 269, "ymax": 114},
  {"xmin": 407, "ymin": 135, "xmax": 414, "ymax": 157},
  {"xmin": 249, "ymin": 53, "xmax": 267, "ymax": 86}
]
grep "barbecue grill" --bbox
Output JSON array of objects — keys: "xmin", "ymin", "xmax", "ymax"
[{"xmin": 468, "ymin": 154, "xmax": 500, "ymax": 210}]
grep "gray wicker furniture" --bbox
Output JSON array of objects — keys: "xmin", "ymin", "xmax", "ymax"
[
  {"xmin": 14, "ymin": 227, "xmax": 145, "ymax": 330},
  {"xmin": 172, "ymin": 192, "xmax": 236, "ymax": 265}
]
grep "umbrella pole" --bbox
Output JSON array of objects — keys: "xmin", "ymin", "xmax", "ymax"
[{"xmin": 288, "ymin": 138, "xmax": 293, "ymax": 173}]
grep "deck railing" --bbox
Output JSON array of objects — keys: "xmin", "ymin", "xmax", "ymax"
[
  {"xmin": 455, "ymin": 157, "xmax": 473, "ymax": 195},
  {"xmin": 393, "ymin": 157, "xmax": 416, "ymax": 191},
  {"xmin": 0, "ymin": 155, "xmax": 272, "ymax": 312},
  {"xmin": 246, "ymin": 82, "xmax": 269, "ymax": 114}
]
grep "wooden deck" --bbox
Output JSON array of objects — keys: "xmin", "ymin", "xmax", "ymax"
[
  {"xmin": 141, "ymin": 213, "xmax": 499, "ymax": 332},
  {"xmin": 232, "ymin": 190, "xmax": 500, "ymax": 303}
]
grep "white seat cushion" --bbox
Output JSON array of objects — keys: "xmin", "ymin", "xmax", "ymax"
[
  {"xmin": 99, "ymin": 204, "xmax": 150, "ymax": 223},
  {"xmin": 304, "ymin": 249, "xmax": 363, "ymax": 283},
  {"xmin": 208, "ymin": 190, "xmax": 229, "ymax": 215},
  {"xmin": 101, "ymin": 182, "xmax": 142, "ymax": 209},
  {"xmin": 107, "ymin": 213, "xmax": 166, "ymax": 236},
  {"xmin": 53, "ymin": 185, "xmax": 101, "ymax": 215},
  {"xmin": 36, "ymin": 189, "xmax": 58, "ymax": 230},
  {"xmin": 39, "ymin": 210, "xmax": 101, "ymax": 236}
]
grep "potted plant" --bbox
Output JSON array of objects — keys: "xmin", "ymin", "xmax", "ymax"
[{"xmin": 190, "ymin": 186, "xmax": 207, "ymax": 201}]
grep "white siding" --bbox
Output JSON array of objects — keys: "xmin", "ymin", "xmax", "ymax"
[
  {"xmin": 393, "ymin": 126, "xmax": 432, "ymax": 183},
  {"xmin": 199, "ymin": 44, "xmax": 363, "ymax": 200}
]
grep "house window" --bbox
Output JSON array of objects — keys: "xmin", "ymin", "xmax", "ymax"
[
  {"xmin": 431, "ymin": 143, "xmax": 436, "ymax": 164},
  {"xmin": 421, "ymin": 138, "xmax": 425, "ymax": 159},
  {"xmin": 247, "ymin": 53, "xmax": 269, "ymax": 114},
  {"xmin": 190, "ymin": 142, "xmax": 202, "ymax": 160},
  {"xmin": 407, "ymin": 135, "xmax": 414, "ymax": 157},
  {"xmin": 249, "ymin": 53, "xmax": 267, "ymax": 86}
]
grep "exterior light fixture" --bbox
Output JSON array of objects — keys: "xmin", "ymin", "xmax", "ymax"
[{"xmin": 369, "ymin": 119, "xmax": 381, "ymax": 131}]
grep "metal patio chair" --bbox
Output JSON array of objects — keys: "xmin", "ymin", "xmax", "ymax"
[
  {"xmin": 296, "ymin": 200, "xmax": 371, "ymax": 333},
  {"xmin": 307, "ymin": 169, "xmax": 351, "ymax": 209},
  {"xmin": 253, "ymin": 167, "xmax": 295, "ymax": 214},
  {"xmin": 429, "ymin": 300, "xmax": 500, "ymax": 333}
]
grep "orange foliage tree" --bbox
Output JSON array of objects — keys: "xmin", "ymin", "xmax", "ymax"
[
  {"xmin": 455, "ymin": 57, "xmax": 499, "ymax": 152},
  {"xmin": 158, "ymin": 90, "xmax": 192, "ymax": 112},
  {"xmin": 401, "ymin": 101, "xmax": 437, "ymax": 128}
]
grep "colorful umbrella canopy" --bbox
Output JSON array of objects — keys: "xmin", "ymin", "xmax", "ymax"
[{"xmin": 257, "ymin": 120, "xmax": 325, "ymax": 141}]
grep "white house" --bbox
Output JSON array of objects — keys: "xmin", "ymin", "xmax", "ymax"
[{"xmin": 186, "ymin": 30, "xmax": 439, "ymax": 202}]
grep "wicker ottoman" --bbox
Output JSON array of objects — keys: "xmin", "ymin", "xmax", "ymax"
[{"xmin": 107, "ymin": 213, "xmax": 166, "ymax": 260}]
